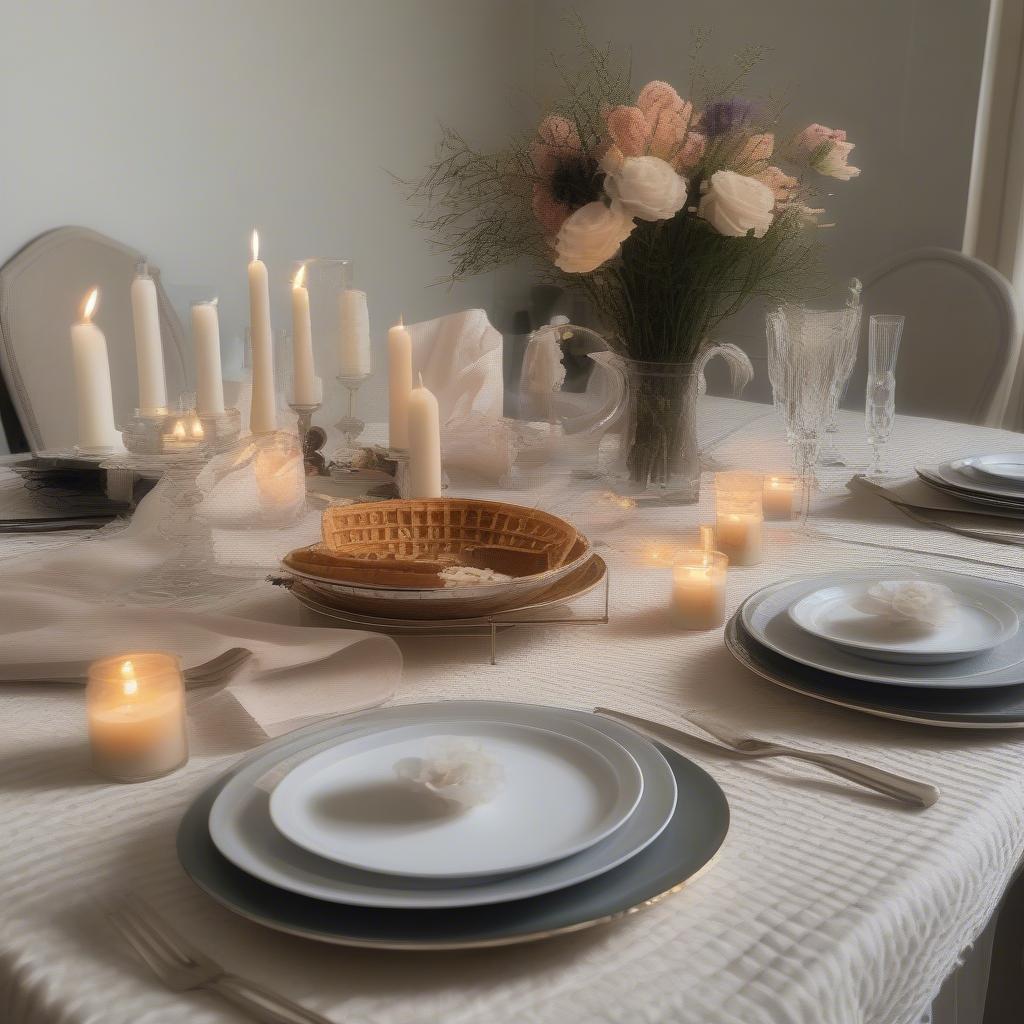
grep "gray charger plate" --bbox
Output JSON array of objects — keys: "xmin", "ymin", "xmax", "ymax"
[
  {"xmin": 178, "ymin": 709, "xmax": 729, "ymax": 949},
  {"xmin": 726, "ymin": 611, "xmax": 1024, "ymax": 728}
]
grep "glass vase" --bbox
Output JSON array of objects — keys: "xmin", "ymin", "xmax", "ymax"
[{"xmin": 612, "ymin": 342, "xmax": 754, "ymax": 504}]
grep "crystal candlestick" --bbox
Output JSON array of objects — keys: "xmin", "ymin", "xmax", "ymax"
[
  {"xmin": 289, "ymin": 401, "xmax": 327, "ymax": 476},
  {"xmin": 333, "ymin": 372, "xmax": 370, "ymax": 459}
]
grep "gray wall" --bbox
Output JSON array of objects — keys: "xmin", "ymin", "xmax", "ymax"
[
  {"xmin": 539, "ymin": 0, "xmax": 993, "ymax": 399},
  {"xmin": 0, "ymin": 0, "xmax": 537, "ymax": 442},
  {"xmin": 0, "ymin": 0, "xmax": 994, "ymax": 445}
]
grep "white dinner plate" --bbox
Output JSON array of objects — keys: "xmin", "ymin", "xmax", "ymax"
[
  {"xmin": 788, "ymin": 581, "xmax": 1019, "ymax": 664},
  {"xmin": 269, "ymin": 719, "xmax": 643, "ymax": 879},
  {"xmin": 955, "ymin": 452, "xmax": 1024, "ymax": 484},
  {"xmin": 932, "ymin": 462, "xmax": 1024, "ymax": 503},
  {"xmin": 741, "ymin": 569, "xmax": 1024, "ymax": 688},
  {"xmin": 208, "ymin": 703, "xmax": 677, "ymax": 909},
  {"xmin": 915, "ymin": 468, "xmax": 1024, "ymax": 513}
]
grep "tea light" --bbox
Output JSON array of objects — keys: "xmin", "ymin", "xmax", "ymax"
[
  {"xmin": 715, "ymin": 471, "xmax": 764, "ymax": 566},
  {"xmin": 763, "ymin": 475, "xmax": 797, "ymax": 520},
  {"xmin": 672, "ymin": 527, "xmax": 728, "ymax": 630},
  {"xmin": 87, "ymin": 653, "xmax": 188, "ymax": 782}
]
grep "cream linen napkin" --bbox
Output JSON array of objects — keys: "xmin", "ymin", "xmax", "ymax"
[
  {"xmin": 850, "ymin": 474, "xmax": 1024, "ymax": 546},
  {"xmin": 0, "ymin": 587, "xmax": 401, "ymax": 736}
]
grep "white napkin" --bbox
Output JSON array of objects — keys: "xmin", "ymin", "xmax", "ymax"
[
  {"xmin": 0, "ymin": 587, "xmax": 401, "ymax": 736},
  {"xmin": 408, "ymin": 308, "xmax": 503, "ymax": 424}
]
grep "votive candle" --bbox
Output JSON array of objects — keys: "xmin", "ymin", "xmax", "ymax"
[
  {"xmin": 87, "ymin": 653, "xmax": 188, "ymax": 782},
  {"xmin": 715, "ymin": 471, "xmax": 764, "ymax": 566},
  {"xmin": 763, "ymin": 475, "xmax": 797, "ymax": 520},
  {"xmin": 672, "ymin": 544, "xmax": 728, "ymax": 630}
]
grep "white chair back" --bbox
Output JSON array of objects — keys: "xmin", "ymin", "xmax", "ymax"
[
  {"xmin": 0, "ymin": 226, "xmax": 188, "ymax": 452},
  {"xmin": 850, "ymin": 247, "xmax": 1019, "ymax": 425}
]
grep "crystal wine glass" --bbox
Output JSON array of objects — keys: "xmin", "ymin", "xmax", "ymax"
[
  {"xmin": 819, "ymin": 280, "xmax": 863, "ymax": 466},
  {"xmin": 766, "ymin": 306, "xmax": 852, "ymax": 526},
  {"xmin": 865, "ymin": 314, "xmax": 905, "ymax": 480}
]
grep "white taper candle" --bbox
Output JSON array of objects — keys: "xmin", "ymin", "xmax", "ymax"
[
  {"xmin": 191, "ymin": 300, "xmax": 225, "ymax": 416},
  {"xmin": 387, "ymin": 318, "xmax": 413, "ymax": 450},
  {"xmin": 407, "ymin": 373, "xmax": 442, "ymax": 498},
  {"xmin": 129, "ymin": 266, "xmax": 168, "ymax": 416},
  {"xmin": 247, "ymin": 230, "xmax": 277, "ymax": 433},
  {"xmin": 70, "ymin": 288, "xmax": 122, "ymax": 451}
]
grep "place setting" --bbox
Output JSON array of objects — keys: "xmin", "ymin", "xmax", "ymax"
[{"xmin": 725, "ymin": 568, "xmax": 1024, "ymax": 728}]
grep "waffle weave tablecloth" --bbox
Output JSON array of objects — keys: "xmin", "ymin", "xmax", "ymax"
[{"xmin": 1, "ymin": 398, "xmax": 1022, "ymax": 1024}]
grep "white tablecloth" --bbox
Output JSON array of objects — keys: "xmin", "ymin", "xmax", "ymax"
[{"xmin": 1, "ymin": 398, "xmax": 1023, "ymax": 1024}]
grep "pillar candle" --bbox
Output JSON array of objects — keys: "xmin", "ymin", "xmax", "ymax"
[
  {"xmin": 290, "ymin": 264, "xmax": 318, "ymax": 405},
  {"xmin": 130, "ymin": 266, "xmax": 168, "ymax": 415},
  {"xmin": 191, "ymin": 300, "xmax": 225, "ymax": 416},
  {"xmin": 407, "ymin": 374, "xmax": 442, "ymax": 498},
  {"xmin": 763, "ymin": 475, "xmax": 797, "ymax": 520},
  {"xmin": 70, "ymin": 289, "xmax": 122, "ymax": 451},
  {"xmin": 87, "ymin": 653, "xmax": 188, "ymax": 782},
  {"xmin": 338, "ymin": 288, "xmax": 372, "ymax": 377},
  {"xmin": 387, "ymin": 318, "xmax": 413, "ymax": 450},
  {"xmin": 247, "ymin": 230, "xmax": 277, "ymax": 433}
]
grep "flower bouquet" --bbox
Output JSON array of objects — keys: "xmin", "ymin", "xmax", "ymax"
[{"xmin": 410, "ymin": 37, "xmax": 860, "ymax": 500}]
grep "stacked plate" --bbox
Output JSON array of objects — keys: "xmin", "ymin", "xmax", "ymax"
[
  {"xmin": 916, "ymin": 453, "xmax": 1024, "ymax": 515},
  {"xmin": 725, "ymin": 569, "xmax": 1024, "ymax": 728},
  {"xmin": 178, "ymin": 701, "xmax": 729, "ymax": 949}
]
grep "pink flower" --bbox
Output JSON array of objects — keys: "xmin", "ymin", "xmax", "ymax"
[
  {"xmin": 735, "ymin": 132, "xmax": 774, "ymax": 169},
  {"xmin": 605, "ymin": 105, "xmax": 651, "ymax": 158},
  {"xmin": 673, "ymin": 131, "xmax": 706, "ymax": 172},
  {"xmin": 757, "ymin": 166, "xmax": 799, "ymax": 204},
  {"xmin": 796, "ymin": 123, "xmax": 861, "ymax": 180},
  {"xmin": 529, "ymin": 114, "xmax": 595, "ymax": 238},
  {"xmin": 637, "ymin": 81, "xmax": 694, "ymax": 160}
]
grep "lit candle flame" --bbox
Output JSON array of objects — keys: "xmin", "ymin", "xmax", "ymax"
[
  {"xmin": 250, "ymin": 229, "xmax": 259, "ymax": 263},
  {"xmin": 190, "ymin": 418, "xmax": 204, "ymax": 438},
  {"xmin": 293, "ymin": 263, "xmax": 307, "ymax": 290},
  {"xmin": 120, "ymin": 659, "xmax": 138, "ymax": 697},
  {"xmin": 173, "ymin": 420, "xmax": 186, "ymax": 440},
  {"xmin": 81, "ymin": 288, "xmax": 99, "ymax": 322},
  {"xmin": 769, "ymin": 476, "xmax": 781, "ymax": 489}
]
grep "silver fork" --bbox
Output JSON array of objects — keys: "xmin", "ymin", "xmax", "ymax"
[
  {"xmin": 107, "ymin": 894, "xmax": 334, "ymax": 1023},
  {"xmin": 595, "ymin": 707, "xmax": 940, "ymax": 808}
]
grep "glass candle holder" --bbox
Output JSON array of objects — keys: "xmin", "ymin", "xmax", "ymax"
[
  {"xmin": 87, "ymin": 653, "xmax": 188, "ymax": 782},
  {"xmin": 672, "ymin": 549, "xmax": 728, "ymax": 630},
  {"xmin": 253, "ymin": 432, "xmax": 306, "ymax": 521},
  {"xmin": 715, "ymin": 471, "xmax": 764, "ymax": 566},
  {"xmin": 763, "ymin": 474, "xmax": 798, "ymax": 521}
]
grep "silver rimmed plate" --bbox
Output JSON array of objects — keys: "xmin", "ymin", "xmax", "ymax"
[
  {"xmin": 742, "ymin": 569, "xmax": 1024, "ymax": 688},
  {"xmin": 915, "ymin": 468, "xmax": 1024, "ymax": 513},
  {"xmin": 179, "ymin": 715, "xmax": 726, "ymax": 949},
  {"xmin": 726, "ymin": 611, "xmax": 1024, "ymax": 729},
  {"xmin": 787, "ymin": 581, "xmax": 1019, "ymax": 665},
  {"xmin": 954, "ymin": 452, "xmax": 1024, "ymax": 484},
  {"xmin": 929, "ymin": 462, "xmax": 1024, "ymax": 503},
  {"xmin": 268, "ymin": 719, "xmax": 643, "ymax": 879},
  {"xmin": 207, "ymin": 702, "xmax": 678, "ymax": 909}
]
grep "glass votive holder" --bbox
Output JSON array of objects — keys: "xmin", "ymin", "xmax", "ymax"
[
  {"xmin": 672, "ymin": 549, "xmax": 729, "ymax": 630},
  {"xmin": 87, "ymin": 653, "xmax": 188, "ymax": 783},
  {"xmin": 763, "ymin": 474, "xmax": 798, "ymax": 520},
  {"xmin": 715, "ymin": 471, "xmax": 764, "ymax": 566},
  {"xmin": 253, "ymin": 432, "xmax": 306, "ymax": 521}
]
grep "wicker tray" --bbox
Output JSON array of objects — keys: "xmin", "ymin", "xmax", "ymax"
[{"xmin": 317, "ymin": 498, "xmax": 581, "ymax": 582}]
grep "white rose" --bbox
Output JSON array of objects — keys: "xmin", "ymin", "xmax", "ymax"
[
  {"xmin": 603, "ymin": 155, "xmax": 687, "ymax": 221},
  {"xmin": 554, "ymin": 201, "xmax": 636, "ymax": 273},
  {"xmin": 697, "ymin": 170, "xmax": 775, "ymax": 238}
]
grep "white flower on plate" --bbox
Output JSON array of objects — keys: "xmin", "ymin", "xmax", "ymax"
[
  {"xmin": 394, "ymin": 737, "xmax": 505, "ymax": 809},
  {"xmin": 697, "ymin": 170, "xmax": 775, "ymax": 238},
  {"xmin": 554, "ymin": 200, "xmax": 636, "ymax": 273},
  {"xmin": 853, "ymin": 580, "xmax": 958, "ymax": 627},
  {"xmin": 603, "ymin": 155, "xmax": 688, "ymax": 222}
]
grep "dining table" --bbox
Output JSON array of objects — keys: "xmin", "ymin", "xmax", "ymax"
[{"xmin": 1, "ymin": 395, "xmax": 1022, "ymax": 1024}]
